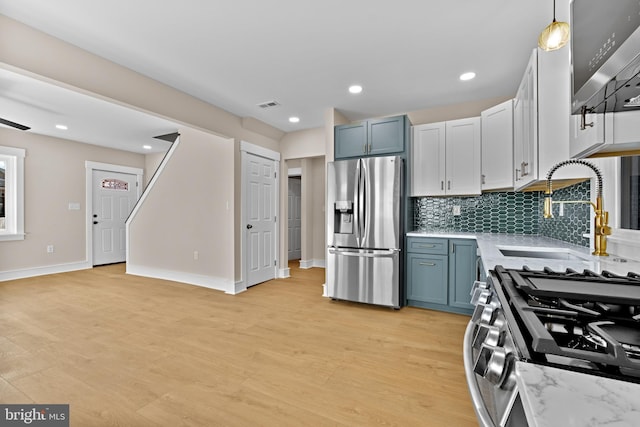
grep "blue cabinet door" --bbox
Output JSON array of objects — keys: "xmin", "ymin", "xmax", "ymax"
[
  {"xmin": 407, "ymin": 253, "xmax": 448, "ymax": 305},
  {"xmin": 368, "ymin": 116, "xmax": 405, "ymax": 156},
  {"xmin": 448, "ymin": 239, "xmax": 477, "ymax": 312},
  {"xmin": 335, "ymin": 122, "xmax": 367, "ymax": 159}
]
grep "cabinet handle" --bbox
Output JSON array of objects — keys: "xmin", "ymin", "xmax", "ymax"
[
  {"xmin": 363, "ymin": 144, "xmax": 367, "ymax": 153},
  {"xmin": 417, "ymin": 244, "xmax": 436, "ymax": 248},
  {"xmin": 368, "ymin": 143, "xmax": 372, "ymax": 153},
  {"xmin": 447, "ymin": 180, "xmax": 451, "ymax": 190},
  {"xmin": 450, "ymin": 243, "xmax": 455, "ymax": 254},
  {"xmin": 419, "ymin": 262, "xmax": 436, "ymax": 266},
  {"xmin": 580, "ymin": 105, "xmax": 594, "ymax": 130},
  {"xmin": 481, "ymin": 174, "xmax": 486, "ymax": 185},
  {"xmin": 515, "ymin": 168, "xmax": 520, "ymax": 181},
  {"xmin": 441, "ymin": 181, "xmax": 444, "ymax": 190}
]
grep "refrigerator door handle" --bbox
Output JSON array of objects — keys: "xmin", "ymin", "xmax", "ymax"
[
  {"xmin": 353, "ymin": 160, "xmax": 361, "ymax": 246},
  {"xmin": 328, "ymin": 248, "xmax": 400, "ymax": 258},
  {"xmin": 361, "ymin": 159, "xmax": 370, "ymax": 246}
]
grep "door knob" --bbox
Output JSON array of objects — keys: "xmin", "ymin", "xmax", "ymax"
[{"xmin": 246, "ymin": 224, "xmax": 253, "ymax": 229}]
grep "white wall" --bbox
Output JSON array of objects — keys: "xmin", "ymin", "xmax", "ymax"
[{"xmin": 127, "ymin": 127, "xmax": 235, "ymax": 292}]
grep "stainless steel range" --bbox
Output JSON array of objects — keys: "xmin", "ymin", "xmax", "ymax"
[{"xmin": 464, "ymin": 265, "xmax": 640, "ymax": 427}]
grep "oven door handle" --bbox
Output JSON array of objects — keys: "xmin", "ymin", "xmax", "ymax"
[{"xmin": 463, "ymin": 320, "xmax": 497, "ymax": 427}]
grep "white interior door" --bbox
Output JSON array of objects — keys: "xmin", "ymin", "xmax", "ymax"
[
  {"xmin": 246, "ymin": 153, "xmax": 276, "ymax": 286},
  {"xmin": 288, "ymin": 177, "xmax": 302, "ymax": 260},
  {"xmin": 92, "ymin": 169, "xmax": 138, "ymax": 266}
]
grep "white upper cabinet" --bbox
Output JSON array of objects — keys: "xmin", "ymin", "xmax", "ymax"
[
  {"xmin": 481, "ymin": 99, "xmax": 514, "ymax": 191},
  {"xmin": 513, "ymin": 47, "xmax": 589, "ymax": 190},
  {"xmin": 411, "ymin": 122, "xmax": 445, "ymax": 196},
  {"xmin": 513, "ymin": 49, "xmax": 539, "ymax": 190},
  {"xmin": 570, "ymin": 110, "xmax": 640, "ymax": 158},
  {"xmin": 411, "ymin": 117, "xmax": 481, "ymax": 196}
]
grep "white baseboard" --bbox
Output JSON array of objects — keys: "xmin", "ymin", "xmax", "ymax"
[
  {"xmin": 231, "ymin": 280, "xmax": 247, "ymax": 295},
  {"xmin": 299, "ymin": 259, "xmax": 326, "ymax": 269},
  {"xmin": 0, "ymin": 261, "xmax": 91, "ymax": 282},
  {"xmin": 278, "ymin": 268, "xmax": 290, "ymax": 278},
  {"xmin": 126, "ymin": 264, "xmax": 235, "ymax": 294}
]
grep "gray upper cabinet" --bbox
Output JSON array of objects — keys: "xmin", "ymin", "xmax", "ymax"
[
  {"xmin": 334, "ymin": 122, "xmax": 367, "ymax": 159},
  {"xmin": 335, "ymin": 115, "xmax": 406, "ymax": 159}
]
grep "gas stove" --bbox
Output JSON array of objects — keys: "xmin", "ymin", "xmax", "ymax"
[
  {"xmin": 465, "ymin": 265, "xmax": 640, "ymax": 427},
  {"xmin": 490, "ymin": 265, "xmax": 640, "ymax": 382}
]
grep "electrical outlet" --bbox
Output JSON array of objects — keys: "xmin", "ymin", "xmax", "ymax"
[
  {"xmin": 453, "ymin": 205, "xmax": 461, "ymax": 216},
  {"xmin": 47, "ymin": 245, "xmax": 54, "ymax": 253}
]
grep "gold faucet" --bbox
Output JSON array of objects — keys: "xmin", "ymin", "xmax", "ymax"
[{"xmin": 543, "ymin": 159, "xmax": 611, "ymax": 256}]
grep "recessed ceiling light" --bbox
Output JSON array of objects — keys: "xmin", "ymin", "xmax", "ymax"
[
  {"xmin": 55, "ymin": 124, "xmax": 68, "ymax": 130},
  {"xmin": 289, "ymin": 117, "xmax": 300, "ymax": 123},
  {"xmin": 143, "ymin": 145, "xmax": 152, "ymax": 150},
  {"xmin": 459, "ymin": 72, "xmax": 476, "ymax": 81},
  {"xmin": 348, "ymin": 85, "xmax": 363, "ymax": 94}
]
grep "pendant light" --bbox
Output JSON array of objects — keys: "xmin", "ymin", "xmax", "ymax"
[{"xmin": 538, "ymin": 0, "xmax": 570, "ymax": 51}]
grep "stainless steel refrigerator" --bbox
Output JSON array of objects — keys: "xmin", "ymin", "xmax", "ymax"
[{"xmin": 327, "ymin": 155, "xmax": 402, "ymax": 308}]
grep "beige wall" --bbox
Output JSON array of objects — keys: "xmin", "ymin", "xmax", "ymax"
[
  {"xmin": 0, "ymin": 128, "xmax": 145, "ymax": 274},
  {"xmin": 144, "ymin": 151, "xmax": 167, "ymax": 187},
  {"xmin": 310, "ymin": 157, "xmax": 326, "ymax": 261},
  {"xmin": 279, "ymin": 128, "xmax": 325, "ymax": 160},
  {"xmin": 128, "ymin": 127, "xmax": 235, "ymax": 289}
]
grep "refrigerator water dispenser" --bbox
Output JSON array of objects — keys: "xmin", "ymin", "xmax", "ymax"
[{"xmin": 334, "ymin": 201, "xmax": 353, "ymax": 234}]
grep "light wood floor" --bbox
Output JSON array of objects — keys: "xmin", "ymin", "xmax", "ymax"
[{"xmin": 0, "ymin": 262, "xmax": 477, "ymax": 426}]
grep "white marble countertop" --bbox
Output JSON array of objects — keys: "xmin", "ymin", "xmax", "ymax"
[
  {"xmin": 515, "ymin": 362, "xmax": 640, "ymax": 427},
  {"xmin": 406, "ymin": 231, "xmax": 640, "ymax": 277}
]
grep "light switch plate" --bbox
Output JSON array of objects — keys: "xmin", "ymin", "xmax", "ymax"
[
  {"xmin": 453, "ymin": 205, "xmax": 461, "ymax": 216},
  {"xmin": 68, "ymin": 202, "xmax": 81, "ymax": 210}
]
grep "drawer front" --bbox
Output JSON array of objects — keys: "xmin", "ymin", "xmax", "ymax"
[{"xmin": 406, "ymin": 237, "xmax": 448, "ymax": 255}]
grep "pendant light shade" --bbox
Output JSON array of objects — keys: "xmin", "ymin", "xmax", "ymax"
[{"xmin": 538, "ymin": 0, "xmax": 570, "ymax": 51}]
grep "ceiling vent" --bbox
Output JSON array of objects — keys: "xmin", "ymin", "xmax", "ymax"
[{"xmin": 257, "ymin": 100, "xmax": 280, "ymax": 109}]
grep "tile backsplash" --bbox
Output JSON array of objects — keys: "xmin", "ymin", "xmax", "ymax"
[
  {"xmin": 413, "ymin": 181, "xmax": 591, "ymax": 247},
  {"xmin": 538, "ymin": 180, "xmax": 591, "ymax": 247}
]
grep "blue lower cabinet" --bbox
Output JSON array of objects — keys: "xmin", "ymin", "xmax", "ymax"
[
  {"xmin": 406, "ymin": 237, "xmax": 476, "ymax": 315},
  {"xmin": 448, "ymin": 239, "xmax": 477, "ymax": 312},
  {"xmin": 407, "ymin": 253, "xmax": 448, "ymax": 305}
]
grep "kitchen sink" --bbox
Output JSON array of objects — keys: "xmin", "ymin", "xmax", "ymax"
[{"xmin": 497, "ymin": 246, "xmax": 591, "ymax": 261}]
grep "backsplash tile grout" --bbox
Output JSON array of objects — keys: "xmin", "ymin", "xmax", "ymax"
[{"xmin": 413, "ymin": 181, "xmax": 591, "ymax": 247}]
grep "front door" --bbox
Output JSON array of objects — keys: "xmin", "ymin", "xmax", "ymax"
[
  {"xmin": 288, "ymin": 176, "xmax": 302, "ymax": 261},
  {"xmin": 92, "ymin": 169, "xmax": 138, "ymax": 266},
  {"xmin": 246, "ymin": 153, "xmax": 276, "ymax": 286}
]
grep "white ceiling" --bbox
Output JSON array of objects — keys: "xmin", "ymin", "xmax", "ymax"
[
  {"xmin": 0, "ymin": 68, "xmax": 178, "ymax": 153},
  {"xmin": 0, "ymin": 0, "xmax": 559, "ymax": 139}
]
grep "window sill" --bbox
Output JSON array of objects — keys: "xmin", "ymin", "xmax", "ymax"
[{"xmin": 0, "ymin": 233, "xmax": 26, "ymax": 242}]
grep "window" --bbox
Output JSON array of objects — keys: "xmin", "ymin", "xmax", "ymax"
[
  {"xmin": 620, "ymin": 155, "xmax": 640, "ymax": 230},
  {"xmin": 0, "ymin": 146, "xmax": 25, "ymax": 241}
]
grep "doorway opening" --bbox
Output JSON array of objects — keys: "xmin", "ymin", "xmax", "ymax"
[{"xmin": 288, "ymin": 175, "xmax": 302, "ymax": 261}]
